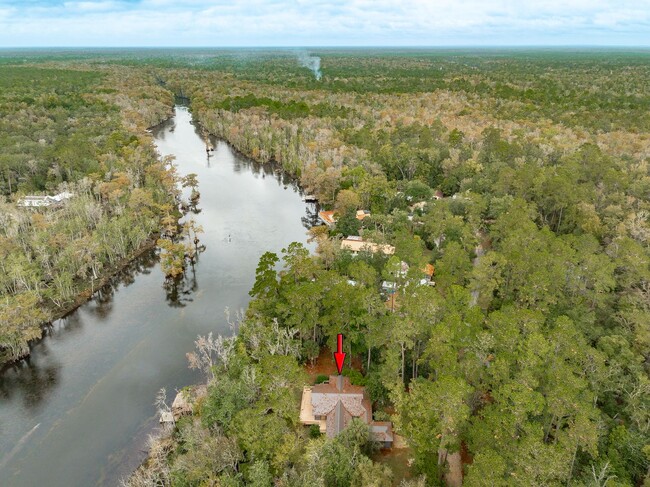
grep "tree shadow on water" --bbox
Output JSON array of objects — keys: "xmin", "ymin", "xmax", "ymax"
[
  {"xmin": 86, "ymin": 249, "xmax": 159, "ymax": 321},
  {"xmin": 163, "ymin": 262, "xmax": 199, "ymax": 308},
  {"xmin": 0, "ymin": 344, "xmax": 60, "ymax": 412},
  {"xmin": 0, "ymin": 248, "xmax": 161, "ymax": 415},
  {"xmin": 302, "ymin": 202, "xmax": 321, "ymax": 230}
]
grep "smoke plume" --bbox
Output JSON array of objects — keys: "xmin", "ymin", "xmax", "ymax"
[{"xmin": 297, "ymin": 52, "xmax": 322, "ymax": 80}]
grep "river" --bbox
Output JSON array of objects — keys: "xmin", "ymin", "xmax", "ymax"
[{"xmin": 0, "ymin": 106, "xmax": 316, "ymax": 486}]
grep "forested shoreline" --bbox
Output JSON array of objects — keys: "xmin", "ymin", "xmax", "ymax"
[
  {"xmin": 0, "ymin": 64, "xmax": 177, "ymax": 364},
  {"xmin": 0, "ymin": 50, "xmax": 648, "ymax": 486}
]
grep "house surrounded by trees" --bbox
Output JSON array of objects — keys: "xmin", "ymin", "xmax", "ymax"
[
  {"xmin": 17, "ymin": 191, "xmax": 74, "ymax": 208},
  {"xmin": 300, "ymin": 375, "xmax": 394, "ymax": 448}
]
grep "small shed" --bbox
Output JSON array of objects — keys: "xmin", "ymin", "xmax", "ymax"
[
  {"xmin": 371, "ymin": 422, "xmax": 394, "ymax": 449},
  {"xmin": 382, "ymin": 281, "xmax": 397, "ymax": 294},
  {"xmin": 159, "ymin": 411, "xmax": 174, "ymax": 424}
]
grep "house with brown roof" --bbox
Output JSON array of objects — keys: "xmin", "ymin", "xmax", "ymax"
[
  {"xmin": 318, "ymin": 210, "xmax": 337, "ymax": 227},
  {"xmin": 299, "ymin": 375, "xmax": 394, "ymax": 448}
]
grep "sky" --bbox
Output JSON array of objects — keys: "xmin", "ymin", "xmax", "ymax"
[{"xmin": 0, "ymin": 0, "xmax": 649, "ymax": 47}]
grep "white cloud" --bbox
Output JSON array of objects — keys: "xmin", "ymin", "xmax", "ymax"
[
  {"xmin": 0, "ymin": 0, "xmax": 649, "ymax": 46},
  {"xmin": 63, "ymin": 1, "xmax": 122, "ymax": 12}
]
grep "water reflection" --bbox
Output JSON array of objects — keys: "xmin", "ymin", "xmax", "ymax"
[
  {"xmin": 302, "ymin": 203, "xmax": 321, "ymax": 229},
  {"xmin": 0, "ymin": 248, "xmax": 161, "ymax": 413},
  {"xmin": 163, "ymin": 264, "xmax": 199, "ymax": 308},
  {"xmin": 227, "ymin": 147, "xmax": 301, "ymax": 191},
  {"xmin": 45, "ymin": 313, "xmax": 83, "ymax": 338},
  {"xmin": 90, "ymin": 286, "xmax": 116, "ymax": 320},
  {"xmin": 0, "ymin": 354, "xmax": 60, "ymax": 413},
  {"xmin": 99, "ymin": 251, "xmax": 158, "ymax": 314}
]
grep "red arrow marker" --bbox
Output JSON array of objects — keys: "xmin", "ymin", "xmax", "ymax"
[{"xmin": 334, "ymin": 333, "xmax": 346, "ymax": 375}]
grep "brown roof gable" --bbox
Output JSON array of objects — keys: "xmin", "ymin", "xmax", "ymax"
[
  {"xmin": 311, "ymin": 375, "xmax": 365, "ymax": 395},
  {"xmin": 318, "ymin": 210, "xmax": 337, "ymax": 226}
]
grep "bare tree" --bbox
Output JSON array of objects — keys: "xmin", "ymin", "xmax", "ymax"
[
  {"xmin": 186, "ymin": 332, "xmax": 236, "ymax": 382},
  {"xmin": 268, "ymin": 319, "xmax": 300, "ymax": 357},
  {"xmin": 590, "ymin": 461, "xmax": 616, "ymax": 487},
  {"xmin": 155, "ymin": 387, "xmax": 174, "ymax": 433},
  {"xmin": 120, "ymin": 435, "xmax": 172, "ymax": 487}
]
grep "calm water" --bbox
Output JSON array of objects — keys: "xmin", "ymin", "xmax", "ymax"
[{"xmin": 0, "ymin": 106, "xmax": 316, "ymax": 486}]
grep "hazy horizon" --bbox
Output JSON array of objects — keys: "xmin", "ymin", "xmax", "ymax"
[{"xmin": 1, "ymin": 46, "xmax": 649, "ymax": 51}]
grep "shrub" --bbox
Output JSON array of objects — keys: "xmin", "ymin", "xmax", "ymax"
[
  {"xmin": 309, "ymin": 424, "xmax": 322, "ymax": 438},
  {"xmin": 373, "ymin": 410, "xmax": 391, "ymax": 422},
  {"xmin": 315, "ymin": 374, "xmax": 329, "ymax": 384},
  {"xmin": 342, "ymin": 368, "xmax": 366, "ymax": 386}
]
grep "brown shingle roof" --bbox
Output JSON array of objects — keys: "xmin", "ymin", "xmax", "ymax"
[{"xmin": 311, "ymin": 376, "xmax": 368, "ymax": 419}]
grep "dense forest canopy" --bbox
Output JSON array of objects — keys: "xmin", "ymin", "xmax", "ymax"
[{"xmin": 0, "ymin": 49, "xmax": 648, "ymax": 486}]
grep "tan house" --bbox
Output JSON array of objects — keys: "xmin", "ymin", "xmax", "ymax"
[
  {"xmin": 341, "ymin": 236, "xmax": 395, "ymax": 256},
  {"xmin": 355, "ymin": 210, "xmax": 371, "ymax": 221},
  {"xmin": 300, "ymin": 375, "xmax": 394, "ymax": 448}
]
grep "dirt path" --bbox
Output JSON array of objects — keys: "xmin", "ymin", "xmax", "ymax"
[{"xmin": 445, "ymin": 452, "xmax": 463, "ymax": 487}]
